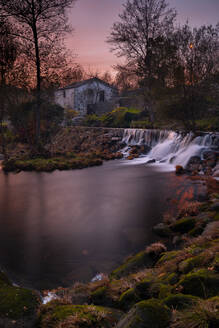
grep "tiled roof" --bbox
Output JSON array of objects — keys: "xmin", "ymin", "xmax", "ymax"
[{"xmin": 58, "ymin": 77, "xmax": 117, "ymax": 91}]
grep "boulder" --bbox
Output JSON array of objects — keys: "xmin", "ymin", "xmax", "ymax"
[
  {"xmin": 175, "ymin": 165, "xmax": 184, "ymax": 175},
  {"xmin": 116, "ymin": 299, "xmax": 171, "ymax": 328},
  {"xmin": 146, "ymin": 159, "xmax": 156, "ymax": 164},
  {"xmin": 186, "ymin": 156, "xmax": 202, "ymax": 172},
  {"xmin": 152, "ymin": 223, "xmax": 171, "ymax": 237}
]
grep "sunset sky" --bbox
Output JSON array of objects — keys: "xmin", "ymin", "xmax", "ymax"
[{"xmin": 67, "ymin": 0, "xmax": 219, "ymax": 73}]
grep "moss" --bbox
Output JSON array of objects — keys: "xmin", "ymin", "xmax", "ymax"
[
  {"xmin": 177, "ymin": 269, "xmax": 219, "ymax": 298},
  {"xmin": 157, "ymin": 251, "xmax": 180, "ymax": 265},
  {"xmin": 188, "ymin": 226, "xmax": 204, "ymax": 237},
  {"xmin": 3, "ymin": 156, "xmax": 103, "ymax": 172},
  {"xmin": 0, "ymin": 286, "xmax": 39, "ymax": 319},
  {"xmin": 111, "ymin": 251, "xmax": 152, "ymax": 279},
  {"xmin": 116, "ymin": 299, "xmax": 171, "ymax": 328},
  {"xmin": 178, "ymin": 255, "xmax": 204, "ymax": 274},
  {"xmin": 163, "ymin": 293, "xmax": 200, "ymax": 310},
  {"xmin": 170, "ymin": 217, "xmax": 196, "ymax": 233},
  {"xmin": 119, "ymin": 288, "xmax": 139, "ymax": 310},
  {"xmin": 39, "ymin": 304, "xmax": 123, "ymax": 328},
  {"xmin": 90, "ymin": 286, "xmax": 106, "ymax": 300},
  {"xmin": 161, "ymin": 272, "xmax": 179, "ymax": 285},
  {"xmin": 156, "ymin": 284, "xmax": 173, "ymax": 299},
  {"xmin": 90, "ymin": 286, "xmax": 113, "ymax": 306},
  {"xmin": 134, "ymin": 278, "xmax": 153, "ymax": 300}
]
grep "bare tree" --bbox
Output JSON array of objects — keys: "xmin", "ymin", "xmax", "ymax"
[
  {"xmin": 0, "ymin": 18, "xmax": 18, "ymax": 157},
  {"xmin": 0, "ymin": 0, "xmax": 77, "ymax": 143},
  {"xmin": 107, "ymin": 0, "xmax": 177, "ymax": 122},
  {"xmin": 160, "ymin": 23, "xmax": 219, "ymax": 130}
]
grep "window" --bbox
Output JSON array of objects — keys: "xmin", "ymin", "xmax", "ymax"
[{"xmin": 99, "ymin": 90, "xmax": 105, "ymax": 102}]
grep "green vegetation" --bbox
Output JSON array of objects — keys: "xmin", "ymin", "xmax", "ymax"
[
  {"xmin": 110, "ymin": 250, "xmax": 152, "ymax": 279},
  {"xmin": 177, "ymin": 269, "xmax": 219, "ymax": 298},
  {"xmin": 116, "ymin": 299, "xmax": 171, "ymax": 328},
  {"xmin": 170, "ymin": 217, "xmax": 196, "ymax": 233},
  {"xmin": 0, "ymin": 271, "xmax": 39, "ymax": 322},
  {"xmin": 163, "ymin": 294, "xmax": 199, "ymax": 310},
  {"xmin": 39, "ymin": 303, "xmax": 123, "ymax": 328},
  {"xmin": 83, "ymin": 107, "xmax": 147, "ymax": 128},
  {"xmin": 3, "ymin": 156, "xmax": 103, "ymax": 172}
]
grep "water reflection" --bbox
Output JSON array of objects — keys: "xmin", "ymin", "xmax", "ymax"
[{"xmin": 0, "ymin": 161, "xmax": 200, "ymax": 289}]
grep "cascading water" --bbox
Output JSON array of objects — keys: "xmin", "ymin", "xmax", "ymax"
[{"xmin": 121, "ymin": 128, "xmax": 219, "ymax": 170}]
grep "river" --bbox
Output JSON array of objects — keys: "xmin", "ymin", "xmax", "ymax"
[{"xmin": 0, "ymin": 160, "xmax": 204, "ymax": 290}]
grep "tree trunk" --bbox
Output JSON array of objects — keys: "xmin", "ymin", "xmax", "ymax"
[{"xmin": 32, "ymin": 21, "xmax": 41, "ymax": 145}]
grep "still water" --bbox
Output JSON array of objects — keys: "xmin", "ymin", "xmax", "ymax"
[{"xmin": 0, "ymin": 161, "xmax": 198, "ymax": 289}]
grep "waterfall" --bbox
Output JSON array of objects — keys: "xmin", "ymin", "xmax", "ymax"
[{"xmin": 121, "ymin": 129, "xmax": 219, "ymax": 169}]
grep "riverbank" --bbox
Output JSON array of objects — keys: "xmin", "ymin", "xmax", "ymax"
[
  {"xmin": 2, "ymin": 127, "xmax": 219, "ymax": 177},
  {"xmin": 2, "ymin": 127, "xmax": 124, "ymax": 172},
  {"xmin": 0, "ymin": 175, "xmax": 218, "ymax": 327}
]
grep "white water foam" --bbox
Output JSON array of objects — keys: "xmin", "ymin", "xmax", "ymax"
[{"xmin": 121, "ymin": 129, "xmax": 219, "ymax": 171}]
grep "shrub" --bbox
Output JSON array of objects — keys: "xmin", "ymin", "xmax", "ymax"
[{"xmin": 145, "ymin": 242, "xmax": 167, "ymax": 259}]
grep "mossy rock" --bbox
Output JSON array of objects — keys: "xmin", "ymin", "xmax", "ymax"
[
  {"xmin": 170, "ymin": 217, "xmax": 196, "ymax": 233},
  {"xmin": 188, "ymin": 226, "xmax": 204, "ymax": 237},
  {"xmin": 163, "ymin": 293, "xmax": 199, "ymax": 310},
  {"xmin": 39, "ymin": 303, "xmax": 123, "ymax": 328},
  {"xmin": 116, "ymin": 299, "xmax": 171, "ymax": 328},
  {"xmin": 156, "ymin": 251, "xmax": 180, "ymax": 265},
  {"xmin": 90, "ymin": 286, "xmax": 107, "ymax": 305},
  {"xmin": 111, "ymin": 251, "xmax": 152, "ymax": 279},
  {"xmin": 178, "ymin": 255, "xmax": 204, "ymax": 274},
  {"xmin": 0, "ymin": 286, "xmax": 39, "ymax": 319},
  {"xmin": 154, "ymin": 283, "xmax": 172, "ymax": 299},
  {"xmin": 90, "ymin": 286, "xmax": 114, "ymax": 307},
  {"xmin": 134, "ymin": 278, "xmax": 153, "ymax": 300},
  {"xmin": 177, "ymin": 269, "xmax": 219, "ymax": 298},
  {"xmin": 152, "ymin": 223, "xmax": 171, "ymax": 237},
  {"xmin": 161, "ymin": 272, "xmax": 179, "ymax": 285},
  {"xmin": 119, "ymin": 288, "xmax": 139, "ymax": 310}
]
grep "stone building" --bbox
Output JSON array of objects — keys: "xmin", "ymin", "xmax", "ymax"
[{"xmin": 54, "ymin": 77, "xmax": 118, "ymax": 115}]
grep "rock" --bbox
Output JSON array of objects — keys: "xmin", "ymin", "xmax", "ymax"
[
  {"xmin": 146, "ymin": 159, "xmax": 156, "ymax": 164},
  {"xmin": 177, "ymin": 269, "xmax": 219, "ymax": 298},
  {"xmin": 152, "ymin": 223, "xmax": 171, "ymax": 237},
  {"xmin": 0, "ymin": 271, "xmax": 40, "ymax": 327},
  {"xmin": 110, "ymin": 251, "xmax": 153, "ymax": 279},
  {"xmin": 163, "ymin": 294, "xmax": 199, "ymax": 310},
  {"xmin": 116, "ymin": 299, "xmax": 171, "ymax": 328},
  {"xmin": 170, "ymin": 217, "xmax": 196, "ymax": 233},
  {"xmin": 203, "ymin": 151, "xmax": 216, "ymax": 161},
  {"xmin": 186, "ymin": 156, "xmax": 201, "ymax": 172},
  {"xmin": 119, "ymin": 288, "xmax": 139, "ymax": 311},
  {"xmin": 175, "ymin": 165, "xmax": 184, "ymax": 175}
]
